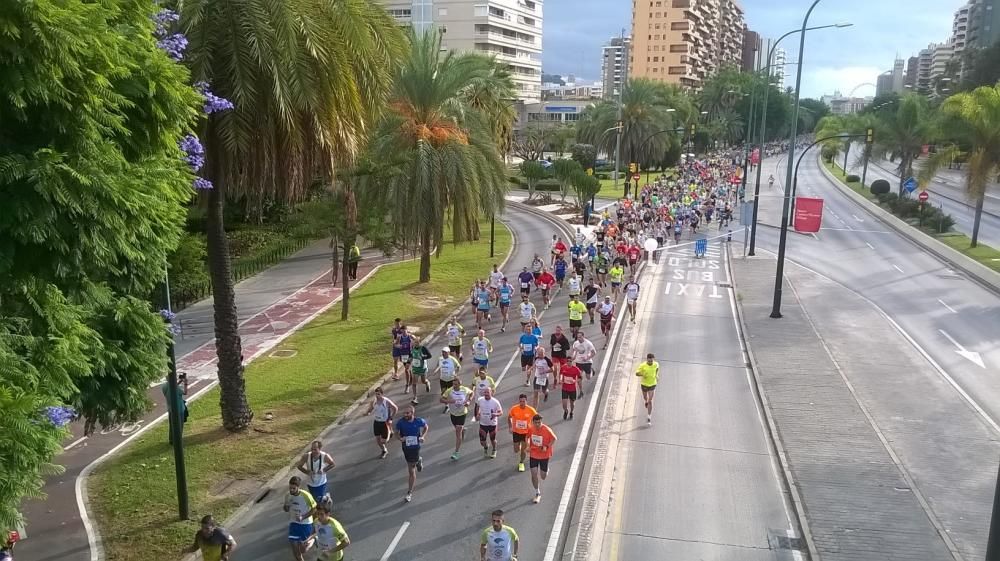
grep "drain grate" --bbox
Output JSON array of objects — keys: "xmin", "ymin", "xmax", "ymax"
[
  {"xmin": 717, "ymin": 282, "xmax": 733, "ymax": 288},
  {"xmin": 769, "ymin": 530, "xmax": 806, "ymax": 551}
]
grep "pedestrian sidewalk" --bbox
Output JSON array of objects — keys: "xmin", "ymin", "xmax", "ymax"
[
  {"xmin": 730, "ymin": 254, "xmax": 999, "ymax": 561},
  {"xmin": 874, "ymin": 157, "xmax": 1000, "ymax": 216}
]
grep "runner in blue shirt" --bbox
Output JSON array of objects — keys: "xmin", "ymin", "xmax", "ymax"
[
  {"xmin": 395, "ymin": 406, "xmax": 428, "ymax": 503},
  {"xmin": 497, "ymin": 279, "xmax": 514, "ymax": 333},
  {"xmin": 519, "ymin": 324, "xmax": 539, "ymax": 387},
  {"xmin": 553, "ymin": 255, "xmax": 568, "ymax": 288},
  {"xmin": 517, "ymin": 268, "xmax": 534, "ymax": 297}
]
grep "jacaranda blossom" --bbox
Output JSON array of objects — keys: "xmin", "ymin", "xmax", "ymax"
[
  {"xmin": 178, "ymin": 134, "xmax": 205, "ymax": 172},
  {"xmin": 44, "ymin": 406, "xmax": 76, "ymax": 428}
]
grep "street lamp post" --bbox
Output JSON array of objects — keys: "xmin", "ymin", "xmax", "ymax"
[
  {"xmin": 490, "ymin": 214, "xmax": 495, "ymax": 257},
  {"xmin": 612, "ymin": 27, "xmax": 626, "ymax": 199},
  {"xmin": 748, "ymin": 20, "xmax": 852, "ymax": 256},
  {"xmin": 640, "ymin": 126, "xmax": 681, "ymax": 185},
  {"xmin": 163, "ymin": 270, "xmax": 190, "ymax": 520},
  {"xmin": 771, "ymin": 0, "xmax": 826, "ymax": 318}
]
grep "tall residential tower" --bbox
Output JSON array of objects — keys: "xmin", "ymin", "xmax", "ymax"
[{"xmin": 601, "ymin": 35, "xmax": 631, "ymax": 99}]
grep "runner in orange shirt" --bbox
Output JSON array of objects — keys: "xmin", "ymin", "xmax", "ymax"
[
  {"xmin": 527, "ymin": 414, "xmax": 557, "ymax": 504},
  {"xmin": 507, "ymin": 394, "xmax": 537, "ymax": 473}
]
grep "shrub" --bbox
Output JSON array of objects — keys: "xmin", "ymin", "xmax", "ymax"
[
  {"xmin": 870, "ymin": 179, "xmax": 891, "ymax": 195},
  {"xmin": 536, "ymin": 178, "xmax": 561, "ymax": 191},
  {"xmin": 937, "ymin": 213, "xmax": 956, "ymax": 232},
  {"xmin": 595, "ymin": 172, "xmax": 609, "ymax": 180},
  {"xmin": 509, "ymin": 175, "xmax": 522, "ymax": 186},
  {"xmin": 164, "ymin": 233, "xmax": 210, "ymax": 307},
  {"xmin": 846, "ymin": 174, "xmax": 860, "ymax": 183}
]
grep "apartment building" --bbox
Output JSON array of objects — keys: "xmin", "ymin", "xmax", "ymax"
[
  {"xmin": 380, "ymin": 0, "xmax": 544, "ymax": 101},
  {"xmin": 953, "ymin": 0, "xmax": 1000, "ymax": 52},
  {"xmin": 771, "ymin": 47, "xmax": 786, "ymax": 89},
  {"xmin": 741, "ymin": 28, "xmax": 761, "ymax": 72},
  {"xmin": 601, "ymin": 35, "xmax": 631, "ymax": 100},
  {"xmin": 629, "ymin": 0, "xmax": 746, "ymax": 89}
]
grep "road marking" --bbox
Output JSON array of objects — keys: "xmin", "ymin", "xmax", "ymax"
[
  {"xmin": 809, "ymin": 233, "xmax": 819, "ymax": 240},
  {"xmin": 938, "ymin": 329, "xmax": 986, "ymax": 369},
  {"xmin": 379, "ymin": 521, "xmax": 410, "ymax": 561},
  {"xmin": 494, "ymin": 287, "xmax": 563, "ymax": 388},
  {"xmin": 893, "ymin": 264, "xmax": 904, "ymax": 273},
  {"xmin": 866, "ymin": 242, "xmax": 875, "ymax": 250},
  {"xmin": 852, "ymin": 214, "xmax": 863, "ymax": 222},
  {"xmin": 938, "ymin": 299, "xmax": 957, "ymax": 314},
  {"xmin": 493, "ymin": 345, "xmax": 522, "ymax": 388},
  {"xmin": 820, "ymin": 228, "xmax": 891, "ymax": 233},
  {"xmin": 256, "ymin": 324, "xmax": 270, "ymax": 333},
  {"xmin": 64, "ymin": 436, "xmax": 88, "ymax": 451}
]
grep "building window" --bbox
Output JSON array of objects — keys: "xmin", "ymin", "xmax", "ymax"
[
  {"xmin": 653, "ymin": 56, "xmax": 658, "ymax": 62},
  {"xmin": 654, "ymin": 23, "xmax": 660, "ymax": 29},
  {"xmin": 668, "ymin": 66, "xmax": 685, "ymax": 75},
  {"xmin": 669, "ymin": 44, "xmax": 686, "ymax": 53},
  {"xmin": 439, "ymin": 7, "xmax": 447, "ymax": 15},
  {"xmin": 670, "ymin": 22, "xmax": 688, "ymax": 30},
  {"xmin": 474, "ymin": 5, "xmax": 488, "ymax": 16}
]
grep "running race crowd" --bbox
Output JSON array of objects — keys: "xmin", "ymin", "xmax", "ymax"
[{"xmin": 182, "ymin": 154, "xmax": 750, "ymax": 561}]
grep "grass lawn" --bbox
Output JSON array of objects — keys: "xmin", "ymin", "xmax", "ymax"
[
  {"xmin": 88, "ymin": 220, "xmax": 513, "ymax": 561},
  {"xmin": 824, "ymin": 160, "xmax": 1000, "ymax": 273}
]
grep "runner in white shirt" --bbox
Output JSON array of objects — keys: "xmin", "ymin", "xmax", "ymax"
[
  {"xmin": 471, "ymin": 330, "xmax": 493, "ymax": 369},
  {"xmin": 364, "ymin": 387, "xmax": 398, "ymax": 458},
  {"xmin": 474, "ymin": 387, "xmax": 504, "ymax": 458},
  {"xmin": 574, "ymin": 228, "xmax": 586, "ymax": 246},
  {"xmin": 529, "ymin": 347, "xmax": 553, "ymax": 409},
  {"xmin": 624, "ymin": 275, "xmax": 640, "ymax": 323},
  {"xmin": 489, "ymin": 265, "xmax": 505, "ymax": 305},
  {"xmin": 472, "ymin": 366, "xmax": 497, "ymax": 400},
  {"xmin": 567, "ymin": 272, "xmax": 582, "ymax": 299},
  {"xmin": 518, "ymin": 295, "xmax": 536, "ymax": 327},
  {"xmin": 571, "ymin": 331, "xmax": 597, "ymax": 393},
  {"xmin": 597, "ymin": 296, "xmax": 615, "ymax": 350}
]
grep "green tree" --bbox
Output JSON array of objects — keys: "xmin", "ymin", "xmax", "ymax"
[
  {"xmin": 463, "ymin": 64, "xmax": 517, "ymax": 159},
  {"xmin": 571, "ymin": 170, "xmax": 601, "ymax": 209},
  {"xmin": 872, "ymin": 94, "xmax": 936, "ymax": 194},
  {"xmin": 919, "ymin": 85, "xmax": 1000, "ymax": 247},
  {"xmin": 959, "ymin": 41, "xmax": 1000, "ymax": 92},
  {"xmin": 570, "ymin": 143, "xmax": 597, "ymax": 170},
  {"xmin": 549, "ymin": 124, "xmax": 577, "ymax": 156},
  {"xmin": 0, "ymin": 0, "xmax": 198, "ymax": 527},
  {"xmin": 552, "ymin": 158, "xmax": 583, "ymax": 202},
  {"xmin": 520, "ymin": 160, "xmax": 547, "ymax": 200},
  {"xmin": 373, "ymin": 30, "xmax": 511, "ymax": 282},
  {"xmin": 512, "ymin": 125, "xmax": 549, "ymax": 161},
  {"xmin": 179, "ymin": 0, "xmax": 405, "ymax": 429}
]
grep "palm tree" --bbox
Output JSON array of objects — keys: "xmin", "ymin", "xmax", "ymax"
[
  {"xmin": 372, "ymin": 29, "xmax": 511, "ymax": 283},
  {"xmin": 872, "ymin": 93, "xmax": 936, "ymax": 195},
  {"xmin": 462, "ymin": 64, "xmax": 517, "ymax": 158},
  {"xmin": 919, "ymin": 84, "xmax": 1000, "ymax": 247},
  {"xmin": 576, "ymin": 78, "xmax": 684, "ymax": 171},
  {"xmin": 180, "ymin": 0, "xmax": 405, "ymax": 430}
]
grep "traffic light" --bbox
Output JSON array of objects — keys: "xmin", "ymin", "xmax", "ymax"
[
  {"xmin": 690, "ymin": 124, "xmax": 696, "ymax": 137},
  {"xmin": 866, "ymin": 127, "xmax": 874, "ymax": 144},
  {"xmin": 629, "ymin": 162, "xmax": 637, "ymax": 173}
]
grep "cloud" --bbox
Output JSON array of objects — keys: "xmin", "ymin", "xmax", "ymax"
[{"xmin": 801, "ymin": 65, "xmax": 884, "ymax": 98}]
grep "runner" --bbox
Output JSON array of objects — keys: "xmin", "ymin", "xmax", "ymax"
[
  {"xmin": 391, "ymin": 318, "xmax": 404, "ymax": 381},
  {"xmin": 531, "ymin": 253, "xmax": 544, "ymax": 280},
  {"xmin": 517, "ymin": 267, "xmax": 534, "ymax": 297},
  {"xmin": 553, "ymin": 253, "xmax": 568, "ymax": 288},
  {"xmin": 635, "ymin": 353, "xmax": 660, "ymax": 425},
  {"xmin": 182, "ymin": 515, "xmax": 237, "ymax": 561},
  {"xmin": 566, "ymin": 270, "xmax": 582, "ymax": 301},
  {"xmin": 567, "ymin": 293, "xmax": 586, "ymax": 338},
  {"xmin": 480, "ymin": 509, "xmax": 519, "ymax": 561},
  {"xmin": 475, "ymin": 387, "xmax": 503, "ymax": 458},
  {"xmin": 768, "ymin": 174, "xmax": 775, "ymax": 189},
  {"xmin": 282, "ymin": 476, "xmax": 317, "ymax": 561},
  {"xmin": 527, "ymin": 414, "xmax": 557, "ymax": 504},
  {"xmin": 549, "ymin": 324, "xmax": 571, "ymax": 381},
  {"xmin": 535, "ymin": 267, "xmax": 556, "ymax": 310},
  {"xmin": 517, "ymin": 294, "xmax": 536, "ymax": 328},
  {"xmin": 595, "ymin": 252, "xmax": 609, "ymax": 287},
  {"xmin": 559, "ymin": 360, "xmax": 582, "ymax": 420},
  {"xmin": 297, "ymin": 440, "xmax": 335, "ymax": 508},
  {"xmin": 584, "ymin": 278, "xmax": 600, "ymax": 324},
  {"xmin": 627, "ymin": 242, "xmax": 641, "ymax": 270},
  {"xmin": 471, "ymin": 329, "xmax": 493, "ymax": 370},
  {"xmin": 571, "ymin": 330, "xmax": 597, "ymax": 386},
  {"xmin": 597, "ymin": 295, "xmax": 615, "ymax": 349},
  {"xmin": 488, "ymin": 264, "xmax": 505, "ymax": 305},
  {"xmin": 408, "ymin": 338, "xmax": 433, "ymax": 404},
  {"xmin": 312, "ymin": 505, "xmax": 350, "ymax": 561},
  {"xmin": 507, "ymin": 394, "xmax": 537, "ymax": 472},
  {"xmin": 445, "ymin": 317, "xmax": 466, "ymax": 360},
  {"xmin": 435, "ymin": 348, "xmax": 462, "ymax": 407},
  {"xmin": 473, "ymin": 366, "xmax": 497, "ymax": 400},
  {"xmin": 529, "ymin": 347, "xmax": 553, "ymax": 409},
  {"xmin": 518, "ymin": 324, "xmax": 539, "ymax": 387},
  {"xmin": 365, "ymin": 387, "xmax": 399, "ymax": 457},
  {"xmin": 397, "ymin": 325, "xmax": 413, "ymax": 393},
  {"xmin": 440, "ymin": 377, "xmax": 473, "ymax": 460},
  {"xmin": 395, "ymin": 405, "xmax": 428, "ymax": 502},
  {"xmin": 475, "ymin": 281, "xmax": 492, "ymax": 330},
  {"xmin": 497, "ymin": 277, "xmax": 514, "ymax": 333},
  {"xmin": 624, "ymin": 275, "xmax": 640, "ymax": 323}
]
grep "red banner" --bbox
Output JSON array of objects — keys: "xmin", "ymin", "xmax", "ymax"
[{"xmin": 793, "ymin": 197, "xmax": 824, "ymax": 233}]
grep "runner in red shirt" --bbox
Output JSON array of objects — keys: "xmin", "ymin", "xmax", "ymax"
[
  {"xmin": 615, "ymin": 239, "xmax": 627, "ymax": 256},
  {"xmin": 559, "ymin": 362, "xmax": 582, "ymax": 420},
  {"xmin": 551, "ymin": 237, "xmax": 568, "ymax": 267},
  {"xmin": 627, "ymin": 243, "xmax": 641, "ymax": 270},
  {"xmin": 535, "ymin": 268, "xmax": 557, "ymax": 310}
]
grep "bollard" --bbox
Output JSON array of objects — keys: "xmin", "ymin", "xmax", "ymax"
[{"xmin": 727, "ymin": 229, "xmax": 732, "ymax": 242}]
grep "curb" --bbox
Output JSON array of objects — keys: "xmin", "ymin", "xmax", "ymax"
[
  {"xmin": 867, "ymin": 158, "xmax": 1000, "ymax": 221},
  {"xmin": 725, "ymin": 250, "xmax": 819, "ymax": 561},
  {"xmin": 818, "ymin": 155, "xmax": 1000, "ymax": 296}
]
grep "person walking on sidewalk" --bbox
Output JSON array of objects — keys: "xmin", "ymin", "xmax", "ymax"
[
  {"xmin": 527, "ymin": 414, "xmax": 557, "ymax": 504},
  {"xmin": 182, "ymin": 515, "xmax": 237, "ymax": 561},
  {"xmin": 365, "ymin": 387, "xmax": 398, "ymax": 458},
  {"xmin": 347, "ymin": 243, "xmax": 361, "ymax": 280},
  {"xmin": 635, "ymin": 353, "xmax": 660, "ymax": 425},
  {"xmin": 480, "ymin": 509, "xmax": 519, "ymax": 561},
  {"xmin": 282, "ymin": 476, "xmax": 317, "ymax": 561},
  {"xmin": 297, "ymin": 441, "xmax": 335, "ymax": 509},
  {"xmin": 395, "ymin": 406, "xmax": 428, "ymax": 503}
]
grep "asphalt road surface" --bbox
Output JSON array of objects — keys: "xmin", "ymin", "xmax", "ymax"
[
  {"xmin": 591, "ymin": 239, "xmax": 801, "ymax": 561},
  {"xmin": 226, "ymin": 206, "xmax": 615, "ymax": 561},
  {"xmin": 752, "ymin": 153, "xmax": 1000, "ymax": 423}
]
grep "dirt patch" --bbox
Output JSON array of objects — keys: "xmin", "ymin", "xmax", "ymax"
[
  {"xmin": 209, "ymin": 478, "xmax": 265, "ymax": 501},
  {"xmin": 522, "ymin": 195, "xmax": 558, "ymax": 206},
  {"xmin": 415, "ymin": 296, "xmax": 449, "ymax": 309}
]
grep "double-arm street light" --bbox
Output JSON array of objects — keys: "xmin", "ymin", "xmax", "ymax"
[{"xmin": 746, "ymin": 19, "xmax": 852, "ymax": 256}]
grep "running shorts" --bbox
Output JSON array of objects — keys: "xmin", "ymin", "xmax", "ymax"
[
  {"xmin": 641, "ymin": 384, "xmax": 656, "ymax": 393},
  {"xmin": 529, "ymin": 457, "xmax": 550, "ymax": 472},
  {"xmin": 569, "ymin": 319, "xmax": 582, "ymax": 328},
  {"xmin": 373, "ymin": 420, "xmax": 390, "ymax": 439},
  {"xmin": 402, "ymin": 446, "xmax": 420, "ymax": 464},
  {"xmin": 561, "ymin": 389, "xmax": 577, "ymax": 401},
  {"xmin": 521, "ymin": 355, "xmax": 534, "ymax": 368},
  {"xmin": 288, "ymin": 522, "xmax": 312, "ymax": 542},
  {"xmin": 450, "ymin": 414, "xmax": 467, "ymax": 426}
]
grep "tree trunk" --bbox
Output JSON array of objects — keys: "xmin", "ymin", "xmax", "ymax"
[
  {"xmin": 419, "ymin": 228, "xmax": 431, "ymax": 283},
  {"xmin": 330, "ymin": 233, "xmax": 339, "ymax": 287},
  {"xmin": 971, "ymin": 190, "xmax": 985, "ymax": 248},
  {"xmin": 204, "ymin": 176, "xmax": 253, "ymax": 432}
]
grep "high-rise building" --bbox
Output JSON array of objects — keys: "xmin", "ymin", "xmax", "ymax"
[
  {"xmin": 955, "ymin": 0, "xmax": 1000, "ymax": 52},
  {"xmin": 904, "ymin": 56, "xmax": 918, "ymax": 89},
  {"xmin": 772, "ymin": 47, "xmax": 787, "ymax": 90},
  {"xmin": 891, "ymin": 57, "xmax": 905, "ymax": 92},
  {"xmin": 601, "ymin": 35, "xmax": 631, "ymax": 100},
  {"xmin": 931, "ymin": 41, "xmax": 955, "ymax": 87},
  {"xmin": 917, "ymin": 46, "xmax": 934, "ymax": 93},
  {"xmin": 628, "ymin": 0, "xmax": 746, "ymax": 88},
  {"xmin": 952, "ymin": 1, "xmax": 972, "ymax": 55},
  {"xmin": 380, "ymin": 0, "xmax": 544, "ymax": 101},
  {"xmin": 875, "ymin": 71, "xmax": 893, "ymax": 97},
  {"xmin": 741, "ymin": 27, "xmax": 761, "ymax": 72}
]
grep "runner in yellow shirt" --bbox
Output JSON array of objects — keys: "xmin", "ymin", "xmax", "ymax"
[
  {"xmin": 608, "ymin": 264, "xmax": 625, "ymax": 299},
  {"xmin": 567, "ymin": 294, "xmax": 587, "ymax": 338},
  {"xmin": 635, "ymin": 353, "xmax": 660, "ymax": 425}
]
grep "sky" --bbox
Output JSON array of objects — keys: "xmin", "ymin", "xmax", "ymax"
[{"xmin": 541, "ymin": 0, "xmax": 961, "ymax": 98}]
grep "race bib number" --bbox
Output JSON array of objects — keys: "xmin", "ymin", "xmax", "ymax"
[
  {"xmin": 521, "ymin": 343, "xmax": 533, "ymax": 352},
  {"xmin": 515, "ymin": 420, "xmax": 528, "ymax": 430},
  {"xmin": 552, "ymin": 343, "xmax": 562, "ymax": 352},
  {"xmin": 562, "ymin": 376, "xmax": 575, "ymax": 385},
  {"xmin": 521, "ymin": 282, "xmax": 529, "ymax": 289},
  {"xmin": 531, "ymin": 435, "xmax": 544, "ymax": 446},
  {"xmin": 404, "ymin": 436, "xmax": 419, "ymax": 446}
]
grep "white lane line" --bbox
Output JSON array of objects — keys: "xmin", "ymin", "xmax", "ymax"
[
  {"xmin": 256, "ymin": 324, "xmax": 270, "ymax": 333},
  {"xmin": 852, "ymin": 214, "xmax": 863, "ymax": 222},
  {"xmin": 493, "ymin": 346, "xmax": 522, "ymax": 388},
  {"xmin": 64, "ymin": 436, "xmax": 88, "ymax": 451},
  {"xmin": 866, "ymin": 242, "xmax": 875, "ymax": 250},
  {"xmin": 938, "ymin": 299, "xmax": 957, "ymax": 314},
  {"xmin": 809, "ymin": 233, "xmax": 819, "ymax": 241},
  {"xmin": 278, "ymin": 310, "xmax": 292, "ymax": 318},
  {"xmin": 495, "ymin": 287, "xmax": 564, "ymax": 388},
  {"xmin": 820, "ymin": 228, "xmax": 892, "ymax": 233},
  {"xmin": 893, "ymin": 264, "xmax": 904, "ymax": 273},
  {"xmin": 379, "ymin": 521, "xmax": 410, "ymax": 561}
]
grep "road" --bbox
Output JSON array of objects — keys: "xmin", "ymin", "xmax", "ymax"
[
  {"xmin": 227, "ymin": 206, "xmax": 605, "ymax": 561},
  {"xmin": 16, "ymin": 242, "xmax": 394, "ymax": 561},
  {"xmin": 840, "ymin": 145, "xmax": 1000, "ymax": 249},
  {"xmin": 752, "ymin": 152, "xmax": 1000, "ymax": 422},
  {"xmin": 589, "ymin": 239, "xmax": 800, "ymax": 560}
]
